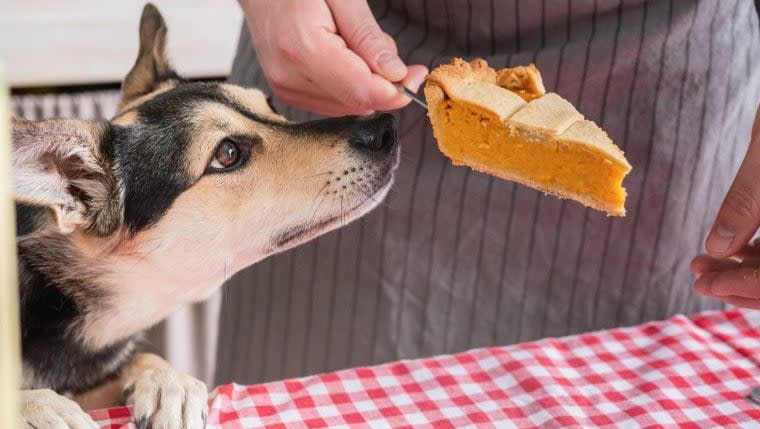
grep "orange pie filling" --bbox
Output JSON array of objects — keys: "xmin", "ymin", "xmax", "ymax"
[{"xmin": 425, "ymin": 59, "xmax": 631, "ymax": 216}]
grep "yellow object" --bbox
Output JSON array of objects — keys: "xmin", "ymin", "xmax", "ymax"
[
  {"xmin": 0, "ymin": 63, "xmax": 21, "ymax": 427},
  {"xmin": 424, "ymin": 58, "xmax": 631, "ymax": 216}
]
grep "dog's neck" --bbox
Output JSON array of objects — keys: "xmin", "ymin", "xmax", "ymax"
[
  {"xmin": 16, "ymin": 214, "xmax": 230, "ymax": 351},
  {"xmin": 82, "ymin": 234, "xmax": 229, "ymax": 349},
  {"xmin": 16, "ymin": 227, "xmax": 142, "ymax": 392}
]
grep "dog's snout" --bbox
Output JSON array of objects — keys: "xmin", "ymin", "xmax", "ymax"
[{"xmin": 349, "ymin": 113, "xmax": 398, "ymax": 153}]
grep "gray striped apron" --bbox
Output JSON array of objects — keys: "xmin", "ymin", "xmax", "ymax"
[{"xmin": 215, "ymin": 0, "xmax": 760, "ymax": 385}]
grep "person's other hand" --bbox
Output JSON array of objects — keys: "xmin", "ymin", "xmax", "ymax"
[
  {"xmin": 692, "ymin": 106, "xmax": 760, "ymax": 309},
  {"xmin": 692, "ymin": 240, "xmax": 760, "ymax": 309},
  {"xmin": 238, "ymin": 0, "xmax": 428, "ymax": 116}
]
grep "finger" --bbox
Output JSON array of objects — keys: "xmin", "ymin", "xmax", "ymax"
[
  {"xmin": 306, "ymin": 30, "xmax": 400, "ymax": 113},
  {"xmin": 326, "ymin": 0, "xmax": 407, "ymax": 81},
  {"xmin": 268, "ymin": 72, "xmax": 374, "ymax": 116},
  {"xmin": 690, "ymin": 254, "xmax": 740, "ymax": 275},
  {"xmin": 279, "ymin": 72, "xmax": 407, "ymax": 115},
  {"xmin": 370, "ymin": 65, "xmax": 431, "ymax": 112},
  {"xmin": 695, "ymin": 267, "xmax": 760, "ymax": 298},
  {"xmin": 400, "ymin": 64, "xmax": 430, "ymax": 93},
  {"xmin": 736, "ymin": 237, "xmax": 760, "ymax": 260},
  {"xmin": 739, "ymin": 258, "xmax": 760, "ymax": 270},
  {"xmin": 276, "ymin": 88, "xmax": 373, "ymax": 117},
  {"xmin": 366, "ymin": 65, "xmax": 428, "ymax": 111},
  {"xmin": 719, "ymin": 295, "xmax": 760, "ymax": 310},
  {"xmin": 705, "ymin": 107, "xmax": 760, "ymax": 258},
  {"xmin": 366, "ymin": 73, "xmax": 413, "ymax": 111}
]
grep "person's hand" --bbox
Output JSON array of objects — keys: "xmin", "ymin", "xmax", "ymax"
[
  {"xmin": 692, "ymin": 106, "xmax": 760, "ymax": 309},
  {"xmin": 238, "ymin": 0, "xmax": 428, "ymax": 116},
  {"xmin": 692, "ymin": 240, "xmax": 760, "ymax": 309}
]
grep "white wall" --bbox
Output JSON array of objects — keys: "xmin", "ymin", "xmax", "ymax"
[{"xmin": 0, "ymin": 1, "xmax": 243, "ymax": 87}]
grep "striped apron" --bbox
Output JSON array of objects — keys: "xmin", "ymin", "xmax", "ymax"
[{"xmin": 215, "ymin": 0, "xmax": 760, "ymax": 384}]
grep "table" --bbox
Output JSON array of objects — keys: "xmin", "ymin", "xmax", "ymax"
[{"xmin": 90, "ymin": 309, "xmax": 760, "ymax": 428}]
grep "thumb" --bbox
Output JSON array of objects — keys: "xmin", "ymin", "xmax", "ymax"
[{"xmin": 326, "ymin": 0, "xmax": 407, "ymax": 81}]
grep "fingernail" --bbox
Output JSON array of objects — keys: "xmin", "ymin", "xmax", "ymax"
[
  {"xmin": 689, "ymin": 257, "xmax": 702, "ymax": 275},
  {"xmin": 407, "ymin": 75, "xmax": 426, "ymax": 93},
  {"xmin": 377, "ymin": 52, "xmax": 406, "ymax": 80},
  {"xmin": 706, "ymin": 224, "xmax": 734, "ymax": 254},
  {"xmin": 695, "ymin": 273, "xmax": 715, "ymax": 295}
]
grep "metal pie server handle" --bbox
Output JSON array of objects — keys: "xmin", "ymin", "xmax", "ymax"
[{"xmin": 394, "ymin": 83, "xmax": 428, "ymax": 110}]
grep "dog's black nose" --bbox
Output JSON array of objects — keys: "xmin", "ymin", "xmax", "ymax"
[{"xmin": 349, "ymin": 113, "xmax": 398, "ymax": 153}]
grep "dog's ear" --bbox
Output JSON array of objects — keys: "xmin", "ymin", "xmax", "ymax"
[
  {"xmin": 12, "ymin": 118, "xmax": 122, "ymax": 236},
  {"xmin": 119, "ymin": 3, "xmax": 180, "ymax": 109}
]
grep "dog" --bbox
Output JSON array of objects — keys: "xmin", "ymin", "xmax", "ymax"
[{"xmin": 13, "ymin": 4, "xmax": 399, "ymax": 428}]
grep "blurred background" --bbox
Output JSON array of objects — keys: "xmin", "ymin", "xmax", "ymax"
[{"xmin": 1, "ymin": 0, "xmax": 244, "ymax": 385}]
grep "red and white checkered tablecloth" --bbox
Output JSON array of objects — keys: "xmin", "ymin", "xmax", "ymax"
[{"xmin": 90, "ymin": 309, "xmax": 760, "ymax": 428}]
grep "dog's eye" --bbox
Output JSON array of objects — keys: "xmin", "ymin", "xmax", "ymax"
[{"xmin": 210, "ymin": 139, "xmax": 241, "ymax": 170}]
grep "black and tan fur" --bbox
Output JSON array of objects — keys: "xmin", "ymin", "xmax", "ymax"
[{"xmin": 14, "ymin": 4, "xmax": 399, "ymax": 428}]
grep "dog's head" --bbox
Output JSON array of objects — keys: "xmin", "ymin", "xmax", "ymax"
[{"xmin": 13, "ymin": 4, "xmax": 398, "ymax": 293}]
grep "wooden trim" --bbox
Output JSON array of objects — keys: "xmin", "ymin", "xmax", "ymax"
[
  {"xmin": 0, "ymin": 1, "xmax": 243, "ymax": 87},
  {"xmin": 0, "ymin": 63, "xmax": 21, "ymax": 427}
]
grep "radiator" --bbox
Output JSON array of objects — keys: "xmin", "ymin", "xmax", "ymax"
[
  {"xmin": 12, "ymin": 90, "xmax": 121, "ymax": 121},
  {"xmin": 11, "ymin": 90, "xmax": 220, "ymax": 385}
]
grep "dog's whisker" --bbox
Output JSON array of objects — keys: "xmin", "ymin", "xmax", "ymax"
[
  {"xmin": 343, "ymin": 197, "xmax": 348, "ymax": 226},
  {"xmin": 318, "ymin": 182, "xmax": 332, "ymax": 195},
  {"xmin": 355, "ymin": 183, "xmax": 388, "ymax": 208},
  {"xmin": 359, "ymin": 185, "xmax": 378, "ymax": 201},
  {"xmin": 306, "ymin": 188, "xmax": 333, "ymax": 228},
  {"xmin": 325, "ymin": 196, "xmax": 337, "ymax": 224},
  {"xmin": 305, "ymin": 179, "xmax": 333, "ymax": 224},
  {"xmin": 297, "ymin": 171, "xmax": 333, "ymax": 180},
  {"xmin": 311, "ymin": 192, "xmax": 330, "ymax": 222},
  {"xmin": 340, "ymin": 196, "xmax": 346, "ymax": 226}
]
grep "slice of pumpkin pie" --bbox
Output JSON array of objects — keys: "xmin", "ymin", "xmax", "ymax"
[{"xmin": 424, "ymin": 58, "xmax": 631, "ymax": 216}]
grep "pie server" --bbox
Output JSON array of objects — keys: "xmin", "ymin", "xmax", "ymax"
[{"xmin": 394, "ymin": 83, "xmax": 428, "ymax": 109}]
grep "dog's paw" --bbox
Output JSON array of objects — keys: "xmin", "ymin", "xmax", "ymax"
[
  {"xmin": 20, "ymin": 389, "xmax": 99, "ymax": 429},
  {"xmin": 123, "ymin": 368, "xmax": 208, "ymax": 429}
]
